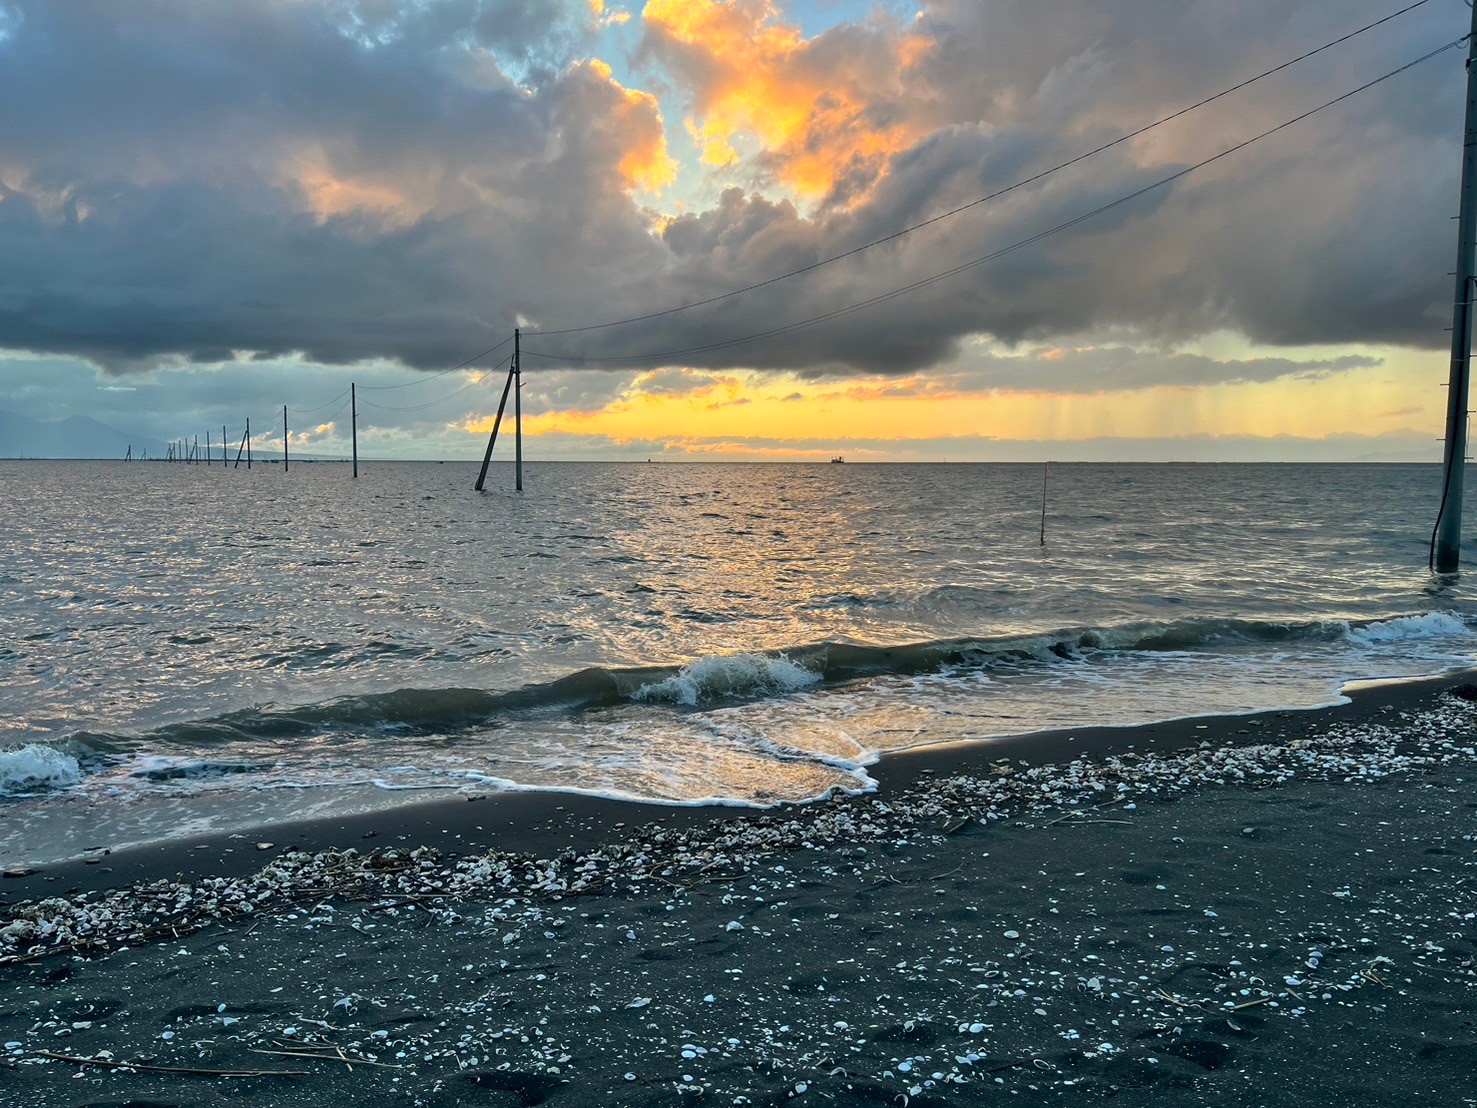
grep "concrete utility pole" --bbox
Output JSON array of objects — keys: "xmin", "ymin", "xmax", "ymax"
[{"xmin": 1434, "ymin": 0, "xmax": 1477, "ymax": 572}]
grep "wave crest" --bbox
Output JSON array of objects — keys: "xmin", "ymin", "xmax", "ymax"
[
  {"xmin": 634, "ymin": 653, "xmax": 822, "ymax": 706},
  {"xmin": 0, "ymin": 744, "xmax": 82, "ymax": 796}
]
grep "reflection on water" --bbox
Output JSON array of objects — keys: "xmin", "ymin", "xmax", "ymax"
[{"xmin": 0, "ymin": 460, "xmax": 1474, "ymax": 854}]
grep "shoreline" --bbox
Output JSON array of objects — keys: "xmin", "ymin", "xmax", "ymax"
[
  {"xmin": 6, "ymin": 667, "xmax": 1472, "ymax": 905},
  {"xmin": 3, "ymin": 664, "xmax": 1476, "ymax": 1105}
]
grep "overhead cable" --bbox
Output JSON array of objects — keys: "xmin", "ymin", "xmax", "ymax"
[
  {"xmin": 523, "ymin": 0, "xmax": 1436, "ymax": 338},
  {"xmin": 522, "ymin": 37, "xmax": 1464, "ymax": 367}
]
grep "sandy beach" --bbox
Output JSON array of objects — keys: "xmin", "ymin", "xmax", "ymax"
[{"xmin": 3, "ymin": 674, "xmax": 1476, "ymax": 1107}]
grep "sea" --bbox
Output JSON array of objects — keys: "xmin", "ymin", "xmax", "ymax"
[{"xmin": 2, "ymin": 460, "xmax": 1475, "ymax": 867}]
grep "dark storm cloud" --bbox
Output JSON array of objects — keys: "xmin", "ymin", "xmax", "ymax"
[
  {"xmin": 0, "ymin": 0, "xmax": 1462, "ymax": 382},
  {"xmin": 945, "ymin": 348, "xmax": 1385, "ymax": 395}
]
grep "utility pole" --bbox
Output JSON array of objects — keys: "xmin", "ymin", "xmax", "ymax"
[
  {"xmin": 222, "ymin": 425, "xmax": 227, "ymax": 466},
  {"xmin": 283, "ymin": 405, "xmax": 289, "ymax": 472},
  {"xmin": 514, "ymin": 328, "xmax": 524, "ymax": 492},
  {"xmin": 1434, "ymin": 0, "xmax": 1477, "ymax": 572},
  {"xmin": 1040, "ymin": 463, "xmax": 1049, "ymax": 546},
  {"xmin": 351, "ymin": 383, "xmax": 359, "ymax": 478},
  {"xmin": 474, "ymin": 357, "xmax": 517, "ymax": 492}
]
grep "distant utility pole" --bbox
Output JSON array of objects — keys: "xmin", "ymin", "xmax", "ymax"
[
  {"xmin": 351, "ymin": 383, "xmax": 359, "ymax": 478},
  {"xmin": 1434, "ymin": 0, "xmax": 1477, "ymax": 573},
  {"xmin": 514, "ymin": 328, "xmax": 524, "ymax": 492},
  {"xmin": 283, "ymin": 405, "xmax": 289, "ymax": 472}
]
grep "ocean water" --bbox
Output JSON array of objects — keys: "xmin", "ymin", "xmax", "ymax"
[{"xmin": 2, "ymin": 460, "xmax": 1475, "ymax": 865}]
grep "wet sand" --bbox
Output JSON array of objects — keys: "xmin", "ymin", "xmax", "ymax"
[
  {"xmin": 2, "ymin": 673, "xmax": 1460, "ymax": 904},
  {"xmin": 2, "ymin": 674, "xmax": 1476, "ymax": 1106}
]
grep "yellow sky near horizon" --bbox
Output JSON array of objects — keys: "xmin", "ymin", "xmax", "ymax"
[{"xmin": 464, "ymin": 348, "xmax": 1443, "ymax": 457}]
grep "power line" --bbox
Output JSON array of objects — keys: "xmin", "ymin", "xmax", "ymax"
[
  {"xmin": 269, "ymin": 336, "xmax": 512, "ymax": 422},
  {"xmin": 289, "ymin": 387, "xmax": 351, "ymax": 416},
  {"xmin": 523, "ymin": 0, "xmax": 1436, "ymax": 338},
  {"xmin": 522, "ymin": 36, "xmax": 1465, "ymax": 368},
  {"xmin": 357, "ymin": 334, "xmax": 515, "ymax": 391},
  {"xmin": 357, "ymin": 370, "xmax": 501, "ymax": 411}
]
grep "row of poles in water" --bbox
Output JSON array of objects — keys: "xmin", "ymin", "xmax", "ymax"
[
  {"xmin": 133, "ymin": 337, "xmax": 523, "ymax": 489},
  {"xmin": 117, "ymin": 3, "xmax": 1477, "ymax": 571},
  {"xmin": 134, "ymin": 386, "xmax": 362, "ymax": 479}
]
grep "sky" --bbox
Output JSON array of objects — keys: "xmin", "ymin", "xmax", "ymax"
[{"xmin": 0, "ymin": 0, "xmax": 1468, "ymax": 461}]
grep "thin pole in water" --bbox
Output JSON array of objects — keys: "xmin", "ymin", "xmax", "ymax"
[
  {"xmin": 246, "ymin": 418, "xmax": 252, "ymax": 469},
  {"xmin": 222, "ymin": 425, "xmax": 227, "ymax": 466},
  {"xmin": 206, "ymin": 430, "xmax": 211, "ymax": 466},
  {"xmin": 283, "ymin": 405, "xmax": 289, "ymax": 473},
  {"xmin": 514, "ymin": 328, "xmax": 523, "ymax": 493},
  {"xmin": 474, "ymin": 358, "xmax": 517, "ymax": 492},
  {"xmin": 1434, "ymin": 0, "xmax": 1477, "ymax": 573},
  {"xmin": 1040, "ymin": 463, "xmax": 1049, "ymax": 546},
  {"xmin": 351, "ymin": 383, "xmax": 359, "ymax": 478}
]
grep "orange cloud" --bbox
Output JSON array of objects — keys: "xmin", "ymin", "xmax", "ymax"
[
  {"xmin": 588, "ymin": 0, "xmax": 632, "ymax": 26},
  {"xmin": 581, "ymin": 59, "xmax": 679, "ymax": 193},
  {"xmin": 643, "ymin": 0, "xmax": 924, "ymax": 198}
]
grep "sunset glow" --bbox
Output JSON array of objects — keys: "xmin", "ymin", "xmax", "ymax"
[
  {"xmin": 0, "ymin": 0, "xmax": 1457, "ymax": 463},
  {"xmin": 508, "ymin": 359, "xmax": 1441, "ymax": 458}
]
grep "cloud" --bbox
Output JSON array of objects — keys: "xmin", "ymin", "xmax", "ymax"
[
  {"xmin": 0, "ymin": 0, "xmax": 1461, "ymax": 390},
  {"xmin": 641, "ymin": 0, "xmax": 925, "ymax": 196},
  {"xmin": 950, "ymin": 346, "xmax": 1384, "ymax": 394}
]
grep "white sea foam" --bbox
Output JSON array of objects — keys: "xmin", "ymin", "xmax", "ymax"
[
  {"xmin": 633, "ymin": 653, "xmax": 822, "ymax": 706},
  {"xmin": 0, "ymin": 745, "xmax": 82, "ymax": 796},
  {"xmin": 1347, "ymin": 612, "xmax": 1469, "ymax": 645}
]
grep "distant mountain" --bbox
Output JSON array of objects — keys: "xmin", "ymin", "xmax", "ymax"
[{"xmin": 0, "ymin": 409, "xmax": 166, "ymax": 459}]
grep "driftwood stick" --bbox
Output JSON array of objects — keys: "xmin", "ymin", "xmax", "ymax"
[
  {"xmin": 34, "ymin": 1049, "xmax": 308, "ymax": 1077},
  {"xmin": 250, "ymin": 1046, "xmax": 403, "ymax": 1070}
]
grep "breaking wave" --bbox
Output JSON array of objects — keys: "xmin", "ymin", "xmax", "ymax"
[
  {"xmin": 57, "ymin": 611, "xmax": 1474, "ymax": 752},
  {"xmin": 0, "ymin": 744, "xmax": 82, "ymax": 796},
  {"xmin": 633, "ymin": 653, "xmax": 821, "ymax": 706}
]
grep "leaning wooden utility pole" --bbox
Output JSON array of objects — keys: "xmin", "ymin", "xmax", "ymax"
[
  {"xmin": 514, "ymin": 328, "xmax": 524, "ymax": 492},
  {"xmin": 1433, "ymin": 0, "xmax": 1477, "ymax": 572},
  {"xmin": 474, "ymin": 355, "xmax": 517, "ymax": 492}
]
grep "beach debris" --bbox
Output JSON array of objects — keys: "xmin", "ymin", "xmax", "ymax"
[
  {"xmin": 31, "ymin": 1049, "xmax": 309, "ymax": 1077},
  {"xmin": 2, "ymin": 694, "xmax": 1475, "ymax": 979}
]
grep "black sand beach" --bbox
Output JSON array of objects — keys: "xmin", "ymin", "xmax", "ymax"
[{"xmin": 3, "ymin": 675, "xmax": 1476, "ymax": 1106}]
